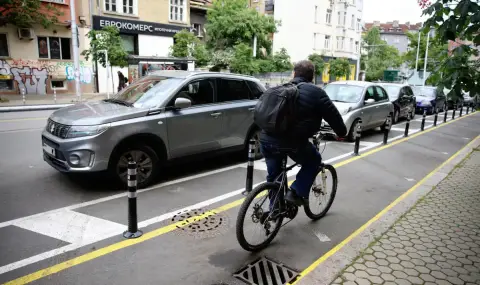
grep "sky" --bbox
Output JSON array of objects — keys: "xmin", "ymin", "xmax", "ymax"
[{"xmin": 362, "ymin": 0, "xmax": 428, "ymax": 24}]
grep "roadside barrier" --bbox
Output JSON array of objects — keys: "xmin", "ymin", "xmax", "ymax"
[
  {"xmin": 383, "ymin": 114, "xmax": 391, "ymax": 145},
  {"xmin": 123, "ymin": 161, "xmax": 143, "ymax": 239},
  {"xmin": 243, "ymin": 139, "xmax": 256, "ymax": 196},
  {"xmin": 433, "ymin": 107, "xmax": 438, "ymax": 126},
  {"xmin": 421, "ymin": 109, "xmax": 426, "ymax": 131},
  {"xmin": 53, "ymin": 87, "xmax": 57, "ymax": 104},
  {"xmin": 353, "ymin": 119, "xmax": 362, "ymax": 156},
  {"xmin": 452, "ymin": 104, "xmax": 456, "ymax": 120},
  {"xmin": 404, "ymin": 112, "xmax": 411, "ymax": 137},
  {"xmin": 444, "ymin": 105, "xmax": 448, "ymax": 123},
  {"xmin": 459, "ymin": 103, "xmax": 463, "ymax": 117},
  {"xmin": 21, "ymin": 88, "xmax": 25, "ymax": 105}
]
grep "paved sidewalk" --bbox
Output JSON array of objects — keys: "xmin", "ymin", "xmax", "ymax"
[
  {"xmin": 330, "ymin": 149, "xmax": 480, "ymax": 285},
  {"xmin": 0, "ymin": 93, "xmax": 107, "ymax": 106}
]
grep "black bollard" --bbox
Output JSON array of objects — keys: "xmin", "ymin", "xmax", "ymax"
[
  {"xmin": 459, "ymin": 103, "xmax": 463, "ymax": 117},
  {"xmin": 452, "ymin": 104, "xmax": 456, "ymax": 120},
  {"xmin": 383, "ymin": 114, "xmax": 391, "ymax": 145},
  {"xmin": 433, "ymin": 107, "xmax": 438, "ymax": 126},
  {"xmin": 123, "ymin": 161, "xmax": 143, "ymax": 239},
  {"xmin": 421, "ymin": 109, "xmax": 427, "ymax": 131},
  {"xmin": 444, "ymin": 105, "xmax": 448, "ymax": 123},
  {"xmin": 242, "ymin": 139, "xmax": 256, "ymax": 196},
  {"xmin": 353, "ymin": 119, "xmax": 362, "ymax": 156},
  {"xmin": 466, "ymin": 105, "xmax": 470, "ymax": 114},
  {"xmin": 404, "ymin": 112, "xmax": 411, "ymax": 137}
]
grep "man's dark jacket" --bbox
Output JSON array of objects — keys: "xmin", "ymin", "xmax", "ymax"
[{"xmin": 259, "ymin": 77, "xmax": 348, "ymax": 146}]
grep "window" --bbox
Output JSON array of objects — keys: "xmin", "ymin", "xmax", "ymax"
[
  {"xmin": 105, "ymin": 0, "xmax": 117, "ymax": 12},
  {"xmin": 355, "ymin": 41, "xmax": 359, "ymax": 52},
  {"xmin": 343, "ymin": 12, "xmax": 347, "ymax": 26},
  {"xmin": 314, "ymin": 5, "xmax": 318, "ymax": 23},
  {"xmin": 51, "ymin": 80, "xmax": 65, "ymax": 89},
  {"xmin": 37, "ymin": 37, "xmax": 71, "ymax": 59},
  {"xmin": 193, "ymin": 23, "xmax": 203, "ymax": 37},
  {"xmin": 337, "ymin": 12, "xmax": 341, "ymax": 25},
  {"xmin": 375, "ymin": 86, "xmax": 388, "ymax": 101},
  {"xmin": 350, "ymin": 38, "xmax": 354, "ymax": 51},
  {"xmin": 324, "ymin": 84, "xmax": 365, "ymax": 103},
  {"xmin": 217, "ymin": 79, "xmax": 251, "ymax": 102},
  {"xmin": 123, "ymin": 0, "xmax": 134, "ymax": 14},
  {"xmin": 365, "ymin": 87, "xmax": 375, "ymax": 101},
  {"xmin": 351, "ymin": 14, "xmax": 355, "ymax": 29},
  {"xmin": 170, "ymin": 0, "xmax": 186, "ymax": 22},
  {"xmin": 0, "ymin": 33, "xmax": 9, "ymax": 57},
  {"xmin": 246, "ymin": 81, "xmax": 264, "ymax": 99},
  {"xmin": 357, "ymin": 19, "xmax": 361, "ymax": 31},
  {"xmin": 174, "ymin": 79, "xmax": 214, "ymax": 106},
  {"xmin": 325, "ymin": 35, "xmax": 331, "ymax": 49},
  {"xmin": 314, "ymin": 33, "xmax": 322, "ymax": 50},
  {"xmin": 120, "ymin": 34, "xmax": 137, "ymax": 55},
  {"xmin": 326, "ymin": 9, "xmax": 332, "ymax": 24},
  {"xmin": 336, "ymin": 36, "xmax": 344, "ymax": 50}
]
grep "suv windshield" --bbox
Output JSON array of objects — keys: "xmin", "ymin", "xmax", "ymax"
[
  {"xmin": 413, "ymin": 86, "xmax": 436, "ymax": 98},
  {"xmin": 324, "ymin": 84, "xmax": 364, "ymax": 103},
  {"xmin": 113, "ymin": 76, "xmax": 183, "ymax": 108},
  {"xmin": 381, "ymin": 85, "xmax": 401, "ymax": 100}
]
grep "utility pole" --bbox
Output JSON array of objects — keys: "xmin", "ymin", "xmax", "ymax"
[
  {"xmin": 414, "ymin": 24, "xmax": 422, "ymax": 72},
  {"xmin": 422, "ymin": 30, "xmax": 430, "ymax": 86},
  {"xmin": 70, "ymin": 0, "xmax": 82, "ymax": 102}
]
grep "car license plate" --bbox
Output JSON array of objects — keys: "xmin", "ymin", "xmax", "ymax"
[{"xmin": 43, "ymin": 143, "xmax": 55, "ymax": 156}]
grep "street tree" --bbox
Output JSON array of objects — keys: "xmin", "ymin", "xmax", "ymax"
[
  {"xmin": 170, "ymin": 29, "xmax": 210, "ymax": 67},
  {"xmin": 82, "ymin": 26, "xmax": 129, "ymax": 91},
  {"xmin": 308, "ymin": 53, "xmax": 326, "ymax": 84},
  {"xmin": 230, "ymin": 43, "xmax": 259, "ymax": 75},
  {"xmin": 0, "ymin": 0, "xmax": 63, "ymax": 28},
  {"xmin": 271, "ymin": 48, "xmax": 293, "ymax": 72},
  {"xmin": 205, "ymin": 0, "xmax": 278, "ymax": 53},
  {"xmin": 419, "ymin": 0, "xmax": 480, "ymax": 100},
  {"xmin": 362, "ymin": 27, "xmax": 402, "ymax": 81},
  {"xmin": 328, "ymin": 58, "xmax": 351, "ymax": 80}
]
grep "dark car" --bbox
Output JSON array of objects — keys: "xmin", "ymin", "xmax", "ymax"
[
  {"xmin": 446, "ymin": 89, "xmax": 465, "ymax": 109},
  {"xmin": 412, "ymin": 86, "xmax": 447, "ymax": 114},
  {"xmin": 378, "ymin": 83, "xmax": 416, "ymax": 124}
]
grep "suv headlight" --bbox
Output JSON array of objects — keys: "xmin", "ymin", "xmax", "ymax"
[{"xmin": 66, "ymin": 124, "xmax": 110, "ymax": 138}]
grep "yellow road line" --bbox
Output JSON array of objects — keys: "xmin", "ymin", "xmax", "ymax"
[
  {"xmin": 4, "ymin": 112, "xmax": 478, "ymax": 285},
  {"xmin": 0, "ymin": 117, "xmax": 47, "ymax": 123},
  {"xmin": 289, "ymin": 133, "xmax": 480, "ymax": 285}
]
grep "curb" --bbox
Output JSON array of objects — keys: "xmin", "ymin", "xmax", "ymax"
[
  {"xmin": 0, "ymin": 104, "xmax": 73, "ymax": 112},
  {"xmin": 294, "ymin": 134, "xmax": 480, "ymax": 285}
]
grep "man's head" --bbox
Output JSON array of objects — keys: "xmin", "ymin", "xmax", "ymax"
[{"xmin": 293, "ymin": 60, "xmax": 315, "ymax": 82}]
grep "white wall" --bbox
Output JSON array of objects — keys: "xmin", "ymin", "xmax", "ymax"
[
  {"xmin": 138, "ymin": 34, "xmax": 173, "ymax": 57},
  {"xmin": 97, "ymin": 65, "xmax": 128, "ymax": 95}
]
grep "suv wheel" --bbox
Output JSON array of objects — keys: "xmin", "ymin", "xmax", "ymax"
[{"xmin": 111, "ymin": 144, "xmax": 159, "ymax": 189}]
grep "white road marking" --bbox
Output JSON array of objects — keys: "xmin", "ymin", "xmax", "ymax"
[
  {"xmin": 313, "ymin": 230, "xmax": 331, "ymax": 242},
  {"xmin": 405, "ymin": 177, "xmax": 415, "ymax": 182},
  {"xmin": 0, "ymin": 124, "xmax": 439, "ymax": 274},
  {"xmin": 442, "ymin": 152, "xmax": 449, "ymax": 155},
  {"xmin": 391, "ymin": 127, "xmax": 418, "ymax": 132}
]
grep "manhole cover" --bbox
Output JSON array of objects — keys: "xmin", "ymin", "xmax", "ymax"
[
  {"xmin": 171, "ymin": 208, "xmax": 228, "ymax": 238},
  {"xmin": 233, "ymin": 257, "xmax": 299, "ymax": 285}
]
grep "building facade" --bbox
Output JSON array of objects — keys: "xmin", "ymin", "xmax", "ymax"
[
  {"xmin": 364, "ymin": 21, "xmax": 422, "ymax": 54},
  {"xmin": 269, "ymin": 0, "xmax": 363, "ymax": 83},
  {"xmin": 0, "ymin": 0, "xmax": 94, "ymax": 96}
]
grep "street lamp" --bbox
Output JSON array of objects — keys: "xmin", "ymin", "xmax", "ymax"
[{"xmin": 97, "ymin": 49, "xmax": 110, "ymax": 99}]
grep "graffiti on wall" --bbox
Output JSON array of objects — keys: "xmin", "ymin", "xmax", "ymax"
[{"xmin": 0, "ymin": 59, "xmax": 92, "ymax": 95}]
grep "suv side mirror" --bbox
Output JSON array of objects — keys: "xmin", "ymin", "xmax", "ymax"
[
  {"xmin": 174, "ymin": 98, "xmax": 191, "ymax": 109},
  {"xmin": 365, "ymin": 98, "xmax": 375, "ymax": 105}
]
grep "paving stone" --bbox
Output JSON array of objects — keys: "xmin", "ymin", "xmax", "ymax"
[
  {"xmin": 458, "ymin": 274, "xmax": 477, "ymax": 283},
  {"xmin": 452, "ymin": 266, "xmax": 469, "ymax": 275},
  {"xmin": 364, "ymin": 261, "xmax": 377, "ymax": 269},
  {"xmin": 403, "ymin": 268, "xmax": 419, "ymax": 277},
  {"xmin": 436, "ymin": 280, "xmax": 453, "ymax": 285},
  {"xmin": 431, "ymin": 270, "xmax": 447, "ymax": 280},
  {"xmin": 367, "ymin": 275, "xmax": 383, "ymax": 284},
  {"xmin": 345, "ymin": 266, "xmax": 355, "ymax": 273},
  {"xmin": 393, "ymin": 271, "xmax": 408, "ymax": 279},
  {"xmin": 343, "ymin": 281, "xmax": 356, "ymax": 285},
  {"xmin": 425, "ymin": 263, "xmax": 441, "ymax": 271},
  {"xmin": 386, "ymin": 256, "xmax": 400, "ymax": 264},
  {"xmin": 396, "ymin": 279, "xmax": 412, "ymax": 285},
  {"xmin": 446, "ymin": 276, "xmax": 464, "ymax": 285},
  {"xmin": 355, "ymin": 278, "xmax": 370, "ymax": 285},
  {"xmin": 415, "ymin": 266, "xmax": 430, "ymax": 274},
  {"xmin": 353, "ymin": 263, "xmax": 367, "ymax": 271},
  {"xmin": 377, "ymin": 266, "xmax": 392, "ymax": 274},
  {"xmin": 420, "ymin": 274, "xmax": 436, "ymax": 282},
  {"xmin": 442, "ymin": 268, "xmax": 459, "ymax": 277},
  {"xmin": 381, "ymin": 273, "xmax": 395, "ymax": 281},
  {"xmin": 406, "ymin": 275, "xmax": 423, "ymax": 284},
  {"xmin": 374, "ymin": 259, "xmax": 388, "ymax": 266},
  {"xmin": 354, "ymin": 270, "xmax": 369, "ymax": 279}
]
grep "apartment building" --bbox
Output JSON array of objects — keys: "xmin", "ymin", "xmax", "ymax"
[
  {"xmin": 269, "ymin": 0, "xmax": 363, "ymax": 82},
  {"xmin": 364, "ymin": 21, "xmax": 422, "ymax": 53},
  {"xmin": 0, "ymin": 0, "xmax": 94, "ymax": 96}
]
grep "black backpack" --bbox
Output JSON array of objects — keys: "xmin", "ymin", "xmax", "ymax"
[{"xmin": 253, "ymin": 82, "xmax": 305, "ymax": 135}]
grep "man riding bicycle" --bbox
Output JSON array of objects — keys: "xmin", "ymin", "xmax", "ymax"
[{"xmin": 259, "ymin": 60, "xmax": 347, "ymax": 211}]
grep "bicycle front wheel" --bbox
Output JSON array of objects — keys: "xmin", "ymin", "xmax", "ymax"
[
  {"xmin": 236, "ymin": 182, "xmax": 284, "ymax": 252},
  {"xmin": 304, "ymin": 164, "xmax": 338, "ymax": 220}
]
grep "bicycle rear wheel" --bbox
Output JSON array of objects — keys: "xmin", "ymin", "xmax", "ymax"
[
  {"xmin": 304, "ymin": 164, "xmax": 337, "ymax": 220},
  {"xmin": 236, "ymin": 182, "xmax": 284, "ymax": 252}
]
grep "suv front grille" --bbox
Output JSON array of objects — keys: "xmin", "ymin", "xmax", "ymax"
[{"xmin": 46, "ymin": 119, "xmax": 71, "ymax": 139}]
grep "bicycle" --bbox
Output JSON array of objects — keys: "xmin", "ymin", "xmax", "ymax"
[{"xmin": 235, "ymin": 132, "xmax": 338, "ymax": 252}]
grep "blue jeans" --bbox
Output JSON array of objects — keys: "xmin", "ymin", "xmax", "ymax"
[{"xmin": 260, "ymin": 141, "xmax": 322, "ymax": 207}]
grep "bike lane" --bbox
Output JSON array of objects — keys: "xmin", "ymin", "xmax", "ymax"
[{"xmin": 2, "ymin": 112, "xmax": 479, "ymax": 285}]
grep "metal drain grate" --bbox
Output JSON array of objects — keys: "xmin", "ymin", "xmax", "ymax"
[
  {"xmin": 171, "ymin": 208, "xmax": 224, "ymax": 233},
  {"xmin": 233, "ymin": 257, "xmax": 299, "ymax": 285}
]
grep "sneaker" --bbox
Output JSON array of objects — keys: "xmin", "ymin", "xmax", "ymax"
[{"xmin": 285, "ymin": 189, "xmax": 306, "ymax": 206}]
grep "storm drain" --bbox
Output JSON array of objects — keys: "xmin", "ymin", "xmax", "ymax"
[
  {"xmin": 233, "ymin": 257, "xmax": 299, "ymax": 285},
  {"xmin": 171, "ymin": 208, "xmax": 227, "ymax": 237}
]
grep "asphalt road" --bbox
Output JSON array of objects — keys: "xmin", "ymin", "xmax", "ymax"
[{"xmin": 0, "ymin": 108, "xmax": 478, "ymax": 285}]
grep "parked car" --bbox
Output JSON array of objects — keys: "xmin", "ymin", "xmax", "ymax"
[
  {"xmin": 463, "ymin": 92, "xmax": 474, "ymax": 107},
  {"xmin": 378, "ymin": 83, "xmax": 416, "ymax": 124},
  {"xmin": 321, "ymin": 81, "xmax": 394, "ymax": 141},
  {"xmin": 445, "ymin": 88, "xmax": 465, "ymax": 109},
  {"xmin": 42, "ymin": 71, "xmax": 265, "ymax": 188},
  {"xmin": 411, "ymin": 85, "xmax": 446, "ymax": 114}
]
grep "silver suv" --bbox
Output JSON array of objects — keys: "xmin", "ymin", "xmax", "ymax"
[{"xmin": 42, "ymin": 71, "xmax": 265, "ymax": 188}]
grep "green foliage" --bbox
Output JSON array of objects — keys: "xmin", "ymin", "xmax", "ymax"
[
  {"xmin": 362, "ymin": 27, "xmax": 402, "ymax": 81},
  {"xmin": 271, "ymin": 48, "xmax": 293, "ymax": 72},
  {"xmin": 0, "ymin": 0, "xmax": 63, "ymax": 28},
  {"xmin": 403, "ymin": 31, "xmax": 448, "ymax": 72},
  {"xmin": 255, "ymin": 58, "xmax": 276, "ymax": 73},
  {"xmin": 170, "ymin": 29, "xmax": 210, "ymax": 67},
  {"xmin": 209, "ymin": 49, "xmax": 234, "ymax": 71},
  {"xmin": 205, "ymin": 0, "xmax": 278, "ymax": 52},
  {"xmin": 308, "ymin": 53, "xmax": 326, "ymax": 84},
  {"xmin": 329, "ymin": 58, "xmax": 351, "ymax": 79},
  {"xmin": 422, "ymin": 0, "xmax": 480, "ymax": 99},
  {"xmin": 230, "ymin": 43, "xmax": 259, "ymax": 75},
  {"xmin": 81, "ymin": 26, "xmax": 129, "ymax": 68}
]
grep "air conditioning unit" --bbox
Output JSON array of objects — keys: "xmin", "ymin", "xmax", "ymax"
[{"xmin": 18, "ymin": 28, "xmax": 35, "ymax": 40}]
